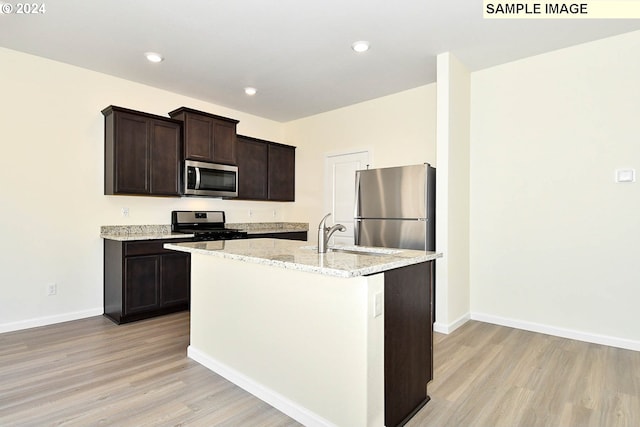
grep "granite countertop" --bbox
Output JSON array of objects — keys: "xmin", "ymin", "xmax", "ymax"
[
  {"xmin": 100, "ymin": 222, "xmax": 309, "ymax": 241},
  {"xmin": 165, "ymin": 238, "xmax": 441, "ymax": 278},
  {"xmin": 230, "ymin": 222, "xmax": 308, "ymax": 234},
  {"xmin": 100, "ymin": 225, "xmax": 194, "ymax": 241}
]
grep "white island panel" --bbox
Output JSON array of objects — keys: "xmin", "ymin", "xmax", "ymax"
[{"xmin": 188, "ymin": 252, "xmax": 385, "ymax": 427}]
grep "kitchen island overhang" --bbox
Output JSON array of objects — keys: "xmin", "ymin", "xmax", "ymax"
[{"xmin": 165, "ymin": 239, "xmax": 441, "ymax": 427}]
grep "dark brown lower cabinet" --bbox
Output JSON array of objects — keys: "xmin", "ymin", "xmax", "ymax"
[
  {"xmin": 104, "ymin": 238, "xmax": 191, "ymax": 324},
  {"xmin": 246, "ymin": 231, "xmax": 307, "ymax": 241},
  {"xmin": 384, "ymin": 261, "xmax": 433, "ymax": 427},
  {"xmin": 160, "ymin": 253, "xmax": 191, "ymax": 306},
  {"xmin": 124, "ymin": 255, "xmax": 160, "ymax": 314}
]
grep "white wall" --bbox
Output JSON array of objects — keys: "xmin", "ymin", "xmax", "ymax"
[
  {"xmin": 435, "ymin": 53, "xmax": 471, "ymax": 332},
  {"xmin": 470, "ymin": 30, "xmax": 640, "ymax": 348},
  {"xmin": 284, "ymin": 85, "xmax": 437, "ymax": 231},
  {"xmin": 0, "ymin": 47, "xmax": 295, "ymax": 330}
]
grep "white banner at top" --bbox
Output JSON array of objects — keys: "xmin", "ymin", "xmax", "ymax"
[{"xmin": 484, "ymin": 1, "xmax": 640, "ymax": 19}]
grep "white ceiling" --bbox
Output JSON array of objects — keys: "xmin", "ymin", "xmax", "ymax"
[{"xmin": 2, "ymin": 0, "xmax": 639, "ymax": 122}]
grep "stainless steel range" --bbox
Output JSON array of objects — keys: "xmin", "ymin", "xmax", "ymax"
[{"xmin": 171, "ymin": 211, "xmax": 248, "ymax": 241}]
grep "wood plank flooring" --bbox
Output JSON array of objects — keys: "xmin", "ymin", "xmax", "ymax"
[
  {"xmin": 1, "ymin": 313, "xmax": 639, "ymax": 426},
  {"xmin": 409, "ymin": 321, "xmax": 640, "ymax": 427},
  {"xmin": 0, "ymin": 312, "xmax": 299, "ymax": 427}
]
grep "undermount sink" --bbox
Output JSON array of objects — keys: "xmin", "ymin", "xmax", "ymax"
[{"xmin": 301, "ymin": 245, "xmax": 402, "ymax": 257}]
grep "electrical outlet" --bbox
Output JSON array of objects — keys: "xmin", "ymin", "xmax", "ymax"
[
  {"xmin": 121, "ymin": 207, "xmax": 130, "ymax": 217},
  {"xmin": 47, "ymin": 283, "xmax": 57, "ymax": 296}
]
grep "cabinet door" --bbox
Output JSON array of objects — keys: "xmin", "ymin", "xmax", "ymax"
[
  {"xmin": 213, "ymin": 120, "xmax": 237, "ymax": 165},
  {"xmin": 150, "ymin": 119, "xmax": 182, "ymax": 195},
  {"xmin": 114, "ymin": 112, "xmax": 149, "ymax": 194},
  {"xmin": 268, "ymin": 144, "xmax": 295, "ymax": 201},
  {"xmin": 184, "ymin": 114, "xmax": 214, "ymax": 162},
  {"xmin": 237, "ymin": 136, "xmax": 268, "ymax": 200},
  {"xmin": 124, "ymin": 255, "xmax": 160, "ymax": 314},
  {"xmin": 160, "ymin": 253, "xmax": 190, "ymax": 307}
]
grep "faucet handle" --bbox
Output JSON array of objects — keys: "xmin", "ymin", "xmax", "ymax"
[{"xmin": 318, "ymin": 213, "xmax": 332, "ymax": 229}]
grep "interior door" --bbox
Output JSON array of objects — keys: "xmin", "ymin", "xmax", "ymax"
[{"xmin": 324, "ymin": 151, "xmax": 369, "ymax": 245}]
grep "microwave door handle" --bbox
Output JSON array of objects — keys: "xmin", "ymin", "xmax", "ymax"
[{"xmin": 195, "ymin": 167, "xmax": 201, "ymax": 190}]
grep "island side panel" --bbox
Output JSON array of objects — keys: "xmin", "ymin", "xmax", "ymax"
[
  {"xmin": 188, "ymin": 253, "xmax": 385, "ymax": 427},
  {"xmin": 384, "ymin": 261, "xmax": 433, "ymax": 427}
]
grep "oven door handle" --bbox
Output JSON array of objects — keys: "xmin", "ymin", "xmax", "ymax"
[{"xmin": 195, "ymin": 167, "xmax": 201, "ymax": 190}]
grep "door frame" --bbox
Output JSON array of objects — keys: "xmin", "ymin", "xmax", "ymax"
[{"xmin": 323, "ymin": 149, "xmax": 371, "ymax": 245}]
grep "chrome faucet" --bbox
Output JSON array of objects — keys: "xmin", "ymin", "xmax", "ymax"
[{"xmin": 317, "ymin": 213, "xmax": 346, "ymax": 253}]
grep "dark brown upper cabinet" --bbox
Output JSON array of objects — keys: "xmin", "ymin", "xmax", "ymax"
[
  {"xmin": 169, "ymin": 107, "xmax": 239, "ymax": 165},
  {"xmin": 236, "ymin": 135, "xmax": 295, "ymax": 202},
  {"xmin": 268, "ymin": 143, "xmax": 295, "ymax": 201},
  {"xmin": 103, "ymin": 106, "xmax": 182, "ymax": 196},
  {"xmin": 236, "ymin": 135, "xmax": 269, "ymax": 200}
]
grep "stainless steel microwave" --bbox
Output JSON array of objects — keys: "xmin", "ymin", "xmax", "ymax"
[{"xmin": 184, "ymin": 160, "xmax": 238, "ymax": 197}]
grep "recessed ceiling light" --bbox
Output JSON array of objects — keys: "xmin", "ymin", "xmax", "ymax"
[
  {"xmin": 244, "ymin": 87, "xmax": 257, "ymax": 96},
  {"xmin": 145, "ymin": 52, "xmax": 164, "ymax": 63},
  {"xmin": 351, "ymin": 41, "xmax": 370, "ymax": 53}
]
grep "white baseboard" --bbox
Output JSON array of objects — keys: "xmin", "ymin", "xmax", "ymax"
[
  {"xmin": 434, "ymin": 312, "xmax": 470, "ymax": 334},
  {"xmin": 187, "ymin": 346, "xmax": 337, "ymax": 427},
  {"xmin": 471, "ymin": 312, "xmax": 640, "ymax": 352},
  {"xmin": 0, "ymin": 307, "xmax": 103, "ymax": 334}
]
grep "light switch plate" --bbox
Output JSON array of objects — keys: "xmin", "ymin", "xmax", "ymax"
[{"xmin": 615, "ymin": 168, "xmax": 635, "ymax": 183}]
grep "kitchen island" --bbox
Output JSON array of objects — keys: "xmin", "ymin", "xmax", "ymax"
[{"xmin": 165, "ymin": 238, "xmax": 441, "ymax": 427}]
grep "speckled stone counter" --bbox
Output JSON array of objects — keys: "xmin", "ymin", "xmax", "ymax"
[
  {"xmin": 228, "ymin": 222, "xmax": 309, "ymax": 234},
  {"xmin": 100, "ymin": 222, "xmax": 308, "ymax": 241},
  {"xmin": 165, "ymin": 238, "xmax": 440, "ymax": 278},
  {"xmin": 100, "ymin": 225, "xmax": 194, "ymax": 241}
]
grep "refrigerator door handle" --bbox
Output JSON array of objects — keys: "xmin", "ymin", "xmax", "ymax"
[
  {"xmin": 354, "ymin": 171, "xmax": 361, "ymax": 246},
  {"xmin": 354, "ymin": 171, "xmax": 362, "ymax": 218}
]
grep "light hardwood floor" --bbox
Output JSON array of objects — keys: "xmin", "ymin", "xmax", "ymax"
[
  {"xmin": 410, "ymin": 321, "xmax": 640, "ymax": 427},
  {"xmin": 0, "ymin": 312, "xmax": 299, "ymax": 427},
  {"xmin": 1, "ymin": 312, "xmax": 639, "ymax": 426}
]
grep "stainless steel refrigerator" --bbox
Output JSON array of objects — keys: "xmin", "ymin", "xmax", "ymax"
[{"xmin": 354, "ymin": 163, "xmax": 435, "ymax": 251}]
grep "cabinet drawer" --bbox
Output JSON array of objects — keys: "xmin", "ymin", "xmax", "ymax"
[{"xmin": 124, "ymin": 238, "xmax": 192, "ymax": 256}]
